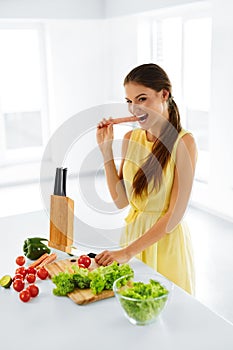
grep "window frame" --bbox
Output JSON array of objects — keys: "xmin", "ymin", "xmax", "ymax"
[{"xmin": 0, "ymin": 22, "xmax": 50, "ymax": 166}]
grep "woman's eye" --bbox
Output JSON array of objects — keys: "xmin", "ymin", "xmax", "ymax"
[
  {"xmin": 126, "ymin": 100, "xmax": 132, "ymax": 104},
  {"xmin": 138, "ymin": 97, "xmax": 147, "ymax": 102}
]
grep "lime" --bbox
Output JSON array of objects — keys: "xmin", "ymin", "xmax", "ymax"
[{"xmin": 0, "ymin": 275, "xmax": 12, "ymax": 288}]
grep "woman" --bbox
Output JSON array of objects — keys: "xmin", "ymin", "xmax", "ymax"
[{"xmin": 95, "ymin": 63, "xmax": 197, "ymax": 294}]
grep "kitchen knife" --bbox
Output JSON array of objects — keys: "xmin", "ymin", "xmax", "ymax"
[
  {"xmin": 53, "ymin": 167, "xmax": 64, "ymax": 196},
  {"xmin": 63, "ymin": 168, "xmax": 67, "ymax": 197}
]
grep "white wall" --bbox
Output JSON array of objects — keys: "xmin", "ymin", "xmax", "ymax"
[
  {"xmin": 209, "ymin": 0, "xmax": 233, "ymax": 184},
  {"xmin": 104, "ymin": 0, "xmax": 206, "ymax": 18},
  {"xmin": 206, "ymin": 0, "xmax": 233, "ymax": 218},
  {"xmin": 0, "ymin": 0, "xmax": 104, "ymax": 19},
  {"xmin": 45, "ymin": 20, "xmax": 105, "ymax": 132},
  {"xmin": 0, "ymin": 0, "xmax": 205, "ymax": 19},
  {"xmin": 103, "ymin": 16, "xmax": 139, "ymax": 103}
]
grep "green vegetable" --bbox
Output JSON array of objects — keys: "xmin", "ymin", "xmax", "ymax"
[
  {"xmin": 118, "ymin": 279, "xmax": 169, "ymax": 324},
  {"xmin": 72, "ymin": 266, "xmax": 91, "ymax": 289},
  {"xmin": 90, "ymin": 273, "xmax": 105, "ymax": 294},
  {"xmin": 52, "ymin": 273, "xmax": 75, "ymax": 296},
  {"xmin": 23, "ymin": 237, "xmax": 51, "ymax": 260},
  {"xmin": 90, "ymin": 262, "xmax": 134, "ymax": 294},
  {"xmin": 51, "ymin": 262, "xmax": 134, "ymax": 296}
]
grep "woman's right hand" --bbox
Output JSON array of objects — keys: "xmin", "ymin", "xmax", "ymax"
[{"xmin": 96, "ymin": 118, "xmax": 114, "ymax": 157}]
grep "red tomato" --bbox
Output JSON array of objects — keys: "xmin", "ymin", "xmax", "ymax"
[
  {"xmin": 27, "ymin": 284, "xmax": 39, "ymax": 298},
  {"xmin": 78, "ymin": 264, "xmax": 86, "ymax": 269},
  {"xmin": 37, "ymin": 267, "xmax": 48, "ymax": 280},
  {"xmin": 26, "ymin": 266, "xmax": 37, "ymax": 275},
  {"xmin": 77, "ymin": 255, "xmax": 91, "ymax": 268},
  {"xmin": 13, "ymin": 274, "xmax": 24, "ymax": 281},
  {"xmin": 26, "ymin": 274, "xmax": 36, "ymax": 284},
  {"xmin": 16, "ymin": 256, "xmax": 26, "ymax": 266},
  {"xmin": 19, "ymin": 289, "xmax": 31, "ymax": 302},
  {"xmin": 15, "ymin": 267, "xmax": 27, "ymax": 278},
  {"xmin": 13, "ymin": 279, "xmax": 25, "ymax": 292}
]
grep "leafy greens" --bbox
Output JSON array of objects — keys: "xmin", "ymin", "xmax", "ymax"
[
  {"xmin": 51, "ymin": 262, "xmax": 134, "ymax": 296},
  {"xmin": 118, "ymin": 279, "xmax": 169, "ymax": 323}
]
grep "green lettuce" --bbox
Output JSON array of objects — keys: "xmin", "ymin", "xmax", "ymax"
[
  {"xmin": 118, "ymin": 279, "xmax": 169, "ymax": 323},
  {"xmin": 51, "ymin": 262, "xmax": 134, "ymax": 296},
  {"xmin": 52, "ymin": 273, "xmax": 75, "ymax": 296}
]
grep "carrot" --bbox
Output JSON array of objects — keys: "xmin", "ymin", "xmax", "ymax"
[
  {"xmin": 106, "ymin": 116, "xmax": 139, "ymax": 125},
  {"xmin": 36, "ymin": 253, "xmax": 57, "ymax": 269},
  {"xmin": 29, "ymin": 253, "xmax": 49, "ymax": 268}
]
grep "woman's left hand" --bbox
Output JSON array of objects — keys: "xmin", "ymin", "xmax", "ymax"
[{"xmin": 95, "ymin": 249, "xmax": 130, "ymax": 266}]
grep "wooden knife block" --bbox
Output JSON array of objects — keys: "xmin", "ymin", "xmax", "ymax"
[{"xmin": 49, "ymin": 195, "xmax": 74, "ymax": 253}]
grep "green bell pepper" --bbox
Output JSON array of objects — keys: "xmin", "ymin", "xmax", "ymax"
[{"xmin": 23, "ymin": 237, "xmax": 51, "ymax": 260}]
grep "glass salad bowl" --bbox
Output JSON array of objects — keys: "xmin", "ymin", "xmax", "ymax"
[{"xmin": 113, "ymin": 272, "xmax": 173, "ymax": 326}]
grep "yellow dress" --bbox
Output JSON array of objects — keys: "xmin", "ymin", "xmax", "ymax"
[{"xmin": 120, "ymin": 128, "xmax": 195, "ymax": 294}]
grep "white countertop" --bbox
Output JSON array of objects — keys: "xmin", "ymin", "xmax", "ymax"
[{"xmin": 0, "ymin": 210, "xmax": 233, "ymax": 350}]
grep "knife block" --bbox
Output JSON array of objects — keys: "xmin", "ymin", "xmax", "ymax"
[{"xmin": 49, "ymin": 195, "xmax": 74, "ymax": 254}]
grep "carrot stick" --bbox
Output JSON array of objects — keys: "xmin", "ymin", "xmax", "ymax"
[
  {"xmin": 29, "ymin": 253, "xmax": 49, "ymax": 268},
  {"xmin": 106, "ymin": 116, "xmax": 139, "ymax": 125},
  {"xmin": 36, "ymin": 253, "xmax": 57, "ymax": 269}
]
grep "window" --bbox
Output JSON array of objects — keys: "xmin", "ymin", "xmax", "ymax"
[
  {"xmin": 150, "ymin": 15, "xmax": 212, "ymax": 184},
  {"xmin": 183, "ymin": 18, "xmax": 212, "ymax": 183},
  {"xmin": 137, "ymin": 6, "xmax": 233, "ymax": 219},
  {"xmin": 0, "ymin": 24, "xmax": 49, "ymax": 166}
]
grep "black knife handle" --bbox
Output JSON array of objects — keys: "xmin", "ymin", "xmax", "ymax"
[
  {"xmin": 87, "ymin": 252, "xmax": 97, "ymax": 258},
  {"xmin": 63, "ymin": 168, "xmax": 67, "ymax": 197},
  {"xmin": 53, "ymin": 167, "xmax": 64, "ymax": 196}
]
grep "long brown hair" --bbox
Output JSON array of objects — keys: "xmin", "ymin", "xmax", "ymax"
[{"xmin": 124, "ymin": 63, "xmax": 182, "ymax": 196}]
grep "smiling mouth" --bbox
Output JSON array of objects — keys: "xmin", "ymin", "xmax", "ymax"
[{"xmin": 137, "ymin": 113, "xmax": 149, "ymax": 123}]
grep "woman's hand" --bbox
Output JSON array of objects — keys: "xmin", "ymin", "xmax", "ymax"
[
  {"xmin": 96, "ymin": 118, "xmax": 114, "ymax": 157},
  {"xmin": 95, "ymin": 248, "xmax": 131, "ymax": 266}
]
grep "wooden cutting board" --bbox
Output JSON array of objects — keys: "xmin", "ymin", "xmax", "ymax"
[{"xmin": 45, "ymin": 258, "xmax": 114, "ymax": 305}]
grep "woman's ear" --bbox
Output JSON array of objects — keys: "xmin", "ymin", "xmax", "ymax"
[{"xmin": 162, "ymin": 89, "xmax": 170, "ymax": 101}]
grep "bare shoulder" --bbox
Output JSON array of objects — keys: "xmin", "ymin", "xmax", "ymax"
[
  {"xmin": 176, "ymin": 132, "xmax": 197, "ymax": 164},
  {"xmin": 119, "ymin": 130, "xmax": 134, "ymax": 178},
  {"xmin": 177, "ymin": 133, "xmax": 197, "ymax": 152},
  {"xmin": 123, "ymin": 130, "xmax": 133, "ymax": 140},
  {"xmin": 121, "ymin": 130, "xmax": 133, "ymax": 158}
]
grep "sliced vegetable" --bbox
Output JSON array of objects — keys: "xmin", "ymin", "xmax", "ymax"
[
  {"xmin": 78, "ymin": 264, "xmax": 86, "ymax": 269},
  {"xmin": 0, "ymin": 275, "xmax": 12, "ymax": 288},
  {"xmin": 28, "ymin": 253, "xmax": 49, "ymax": 268},
  {"xmin": 77, "ymin": 255, "xmax": 91, "ymax": 268},
  {"xmin": 35, "ymin": 253, "xmax": 57, "ymax": 270},
  {"xmin": 105, "ymin": 116, "xmax": 139, "ymax": 125}
]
